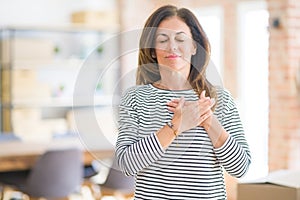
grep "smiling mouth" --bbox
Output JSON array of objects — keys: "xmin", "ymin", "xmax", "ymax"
[{"xmin": 166, "ymin": 54, "xmax": 180, "ymax": 59}]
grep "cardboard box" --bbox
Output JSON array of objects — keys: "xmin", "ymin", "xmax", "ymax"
[
  {"xmin": 2, "ymin": 38, "xmax": 54, "ymax": 61},
  {"xmin": 13, "ymin": 38, "xmax": 55, "ymax": 60},
  {"xmin": 11, "ymin": 70, "xmax": 51, "ymax": 101},
  {"xmin": 71, "ymin": 10, "xmax": 117, "ymax": 28},
  {"xmin": 237, "ymin": 170, "xmax": 300, "ymax": 200}
]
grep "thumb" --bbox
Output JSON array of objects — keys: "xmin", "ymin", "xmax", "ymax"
[
  {"xmin": 177, "ymin": 96, "xmax": 185, "ymax": 108},
  {"xmin": 200, "ymin": 90, "xmax": 206, "ymax": 99}
]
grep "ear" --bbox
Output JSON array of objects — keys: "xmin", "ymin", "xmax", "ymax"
[
  {"xmin": 151, "ymin": 52, "xmax": 156, "ymax": 58},
  {"xmin": 192, "ymin": 48, "xmax": 197, "ymax": 55},
  {"xmin": 192, "ymin": 42, "xmax": 197, "ymax": 55}
]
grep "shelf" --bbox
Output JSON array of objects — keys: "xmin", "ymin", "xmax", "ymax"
[
  {"xmin": 10, "ymin": 59, "xmax": 84, "ymax": 70},
  {"xmin": 9, "ymin": 59, "xmax": 109, "ymax": 69},
  {"xmin": 0, "ymin": 25, "xmax": 120, "ymax": 135},
  {"xmin": 4, "ymin": 95, "xmax": 116, "ymax": 108},
  {"xmin": 0, "ymin": 23, "xmax": 120, "ymax": 34}
]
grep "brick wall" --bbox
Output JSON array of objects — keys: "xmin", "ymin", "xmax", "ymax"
[{"xmin": 267, "ymin": 0, "xmax": 300, "ymax": 171}]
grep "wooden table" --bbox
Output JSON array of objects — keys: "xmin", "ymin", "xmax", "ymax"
[{"xmin": 0, "ymin": 137, "xmax": 115, "ymax": 172}]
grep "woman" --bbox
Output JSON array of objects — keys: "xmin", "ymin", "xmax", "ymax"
[{"xmin": 116, "ymin": 5, "xmax": 251, "ymax": 199}]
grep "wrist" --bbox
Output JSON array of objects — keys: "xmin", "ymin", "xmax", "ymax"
[
  {"xmin": 203, "ymin": 123, "xmax": 211, "ymax": 131},
  {"xmin": 166, "ymin": 121, "xmax": 178, "ymax": 137},
  {"xmin": 171, "ymin": 118, "xmax": 182, "ymax": 134},
  {"xmin": 202, "ymin": 114, "xmax": 214, "ymax": 131}
]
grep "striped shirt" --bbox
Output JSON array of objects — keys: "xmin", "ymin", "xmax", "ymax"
[{"xmin": 116, "ymin": 84, "xmax": 251, "ymax": 200}]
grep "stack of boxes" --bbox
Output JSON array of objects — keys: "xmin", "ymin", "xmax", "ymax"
[{"xmin": 1, "ymin": 34, "xmax": 68, "ymax": 140}]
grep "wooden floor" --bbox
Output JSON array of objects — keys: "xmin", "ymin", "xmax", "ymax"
[{"xmin": 1, "ymin": 184, "xmax": 134, "ymax": 200}]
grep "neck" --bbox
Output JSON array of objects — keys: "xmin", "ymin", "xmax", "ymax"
[{"xmin": 158, "ymin": 71, "xmax": 191, "ymax": 90}]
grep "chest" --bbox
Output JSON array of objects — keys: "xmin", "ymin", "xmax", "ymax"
[{"xmin": 135, "ymin": 92, "xmax": 198, "ymax": 126}]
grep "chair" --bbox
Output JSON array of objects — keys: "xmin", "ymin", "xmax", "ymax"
[
  {"xmin": 88, "ymin": 158, "xmax": 135, "ymax": 199},
  {"xmin": 0, "ymin": 148, "xmax": 83, "ymax": 199},
  {"xmin": 0, "ymin": 133, "xmax": 22, "ymax": 200},
  {"xmin": 0, "ymin": 133, "xmax": 21, "ymax": 142}
]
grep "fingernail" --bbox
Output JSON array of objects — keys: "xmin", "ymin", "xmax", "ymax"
[{"xmin": 211, "ymin": 98, "xmax": 215, "ymax": 105}]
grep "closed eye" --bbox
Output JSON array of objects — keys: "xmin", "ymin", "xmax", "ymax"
[
  {"xmin": 175, "ymin": 38, "xmax": 185, "ymax": 42},
  {"xmin": 175, "ymin": 33, "xmax": 188, "ymax": 42},
  {"xmin": 155, "ymin": 33, "xmax": 169, "ymax": 44},
  {"xmin": 157, "ymin": 39, "xmax": 168, "ymax": 43}
]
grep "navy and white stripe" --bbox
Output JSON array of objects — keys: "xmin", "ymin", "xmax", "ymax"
[{"xmin": 116, "ymin": 84, "xmax": 251, "ymax": 200}]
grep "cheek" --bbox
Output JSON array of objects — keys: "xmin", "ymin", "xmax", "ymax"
[
  {"xmin": 185, "ymin": 42, "xmax": 196, "ymax": 57},
  {"xmin": 155, "ymin": 49, "xmax": 165, "ymax": 59},
  {"xmin": 180, "ymin": 46, "xmax": 194, "ymax": 60}
]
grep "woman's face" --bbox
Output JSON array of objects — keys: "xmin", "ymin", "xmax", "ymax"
[{"xmin": 155, "ymin": 16, "xmax": 196, "ymax": 74}]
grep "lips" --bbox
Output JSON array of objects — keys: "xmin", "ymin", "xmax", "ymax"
[{"xmin": 166, "ymin": 54, "xmax": 180, "ymax": 59}]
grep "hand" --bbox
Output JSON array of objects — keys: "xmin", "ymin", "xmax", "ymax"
[
  {"xmin": 167, "ymin": 90, "xmax": 215, "ymax": 133},
  {"xmin": 199, "ymin": 90, "xmax": 214, "ymax": 131},
  {"xmin": 199, "ymin": 110, "xmax": 213, "ymax": 131}
]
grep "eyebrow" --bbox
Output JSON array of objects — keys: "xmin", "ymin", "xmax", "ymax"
[{"xmin": 155, "ymin": 31, "xmax": 188, "ymax": 38}]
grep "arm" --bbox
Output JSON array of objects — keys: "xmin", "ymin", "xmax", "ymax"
[
  {"xmin": 209, "ymin": 90, "xmax": 251, "ymax": 178},
  {"xmin": 115, "ymin": 89, "xmax": 165, "ymax": 176}
]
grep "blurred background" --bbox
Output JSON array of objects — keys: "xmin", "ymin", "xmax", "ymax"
[{"xmin": 0, "ymin": 0, "xmax": 299, "ymax": 200}]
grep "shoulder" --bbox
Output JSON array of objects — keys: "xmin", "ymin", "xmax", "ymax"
[
  {"xmin": 121, "ymin": 85, "xmax": 150, "ymax": 98},
  {"xmin": 120, "ymin": 85, "xmax": 151, "ymax": 104},
  {"xmin": 215, "ymin": 87, "xmax": 237, "ymax": 111},
  {"xmin": 214, "ymin": 87, "xmax": 240, "ymax": 124},
  {"xmin": 216, "ymin": 87, "xmax": 233, "ymax": 101}
]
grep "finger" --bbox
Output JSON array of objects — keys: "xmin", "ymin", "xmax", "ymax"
[
  {"xmin": 199, "ymin": 98, "xmax": 215, "ymax": 109},
  {"xmin": 199, "ymin": 111, "xmax": 213, "ymax": 124},
  {"xmin": 166, "ymin": 101, "xmax": 178, "ymax": 108},
  {"xmin": 210, "ymin": 98, "xmax": 216, "ymax": 107},
  {"xmin": 198, "ymin": 97, "xmax": 210, "ymax": 105},
  {"xmin": 198, "ymin": 93, "xmax": 212, "ymax": 104},
  {"xmin": 170, "ymin": 98, "xmax": 180, "ymax": 103},
  {"xmin": 176, "ymin": 97, "xmax": 185, "ymax": 109},
  {"xmin": 201, "ymin": 105, "xmax": 213, "ymax": 115},
  {"xmin": 198, "ymin": 100, "xmax": 215, "ymax": 117},
  {"xmin": 198, "ymin": 98, "xmax": 212, "ymax": 108},
  {"xmin": 200, "ymin": 90, "xmax": 206, "ymax": 99},
  {"xmin": 167, "ymin": 106, "xmax": 175, "ymax": 112}
]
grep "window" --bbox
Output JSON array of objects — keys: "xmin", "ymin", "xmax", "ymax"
[
  {"xmin": 194, "ymin": 7, "xmax": 224, "ymax": 86},
  {"xmin": 237, "ymin": 2, "xmax": 269, "ymax": 180}
]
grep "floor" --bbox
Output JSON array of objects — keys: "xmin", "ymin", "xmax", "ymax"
[
  {"xmin": 1, "ymin": 184, "xmax": 134, "ymax": 200},
  {"xmin": 0, "ymin": 162, "xmax": 134, "ymax": 200}
]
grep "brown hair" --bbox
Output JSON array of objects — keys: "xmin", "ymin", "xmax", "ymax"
[{"xmin": 137, "ymin": 5, "xmax": 216, "ymax": 102}]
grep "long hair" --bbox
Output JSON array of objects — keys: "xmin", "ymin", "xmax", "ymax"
[{"xmin": 137, "ymin": 5, "xmax": 216, "ymax": 102}]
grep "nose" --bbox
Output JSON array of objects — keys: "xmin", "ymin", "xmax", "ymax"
[{"xmin": 168, "ymin": 39, "xmax": 178, "ymax": 51}]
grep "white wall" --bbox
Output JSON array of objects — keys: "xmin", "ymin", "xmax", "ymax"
[{"xmin": 0, "ymin": 0, "xmax": 116, "ymax": 26}]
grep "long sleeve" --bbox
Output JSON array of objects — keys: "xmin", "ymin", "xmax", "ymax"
[
  {"xmin": 114, "ymin": 85, "xmax": 250, "ymax": 199},
  {"xmin": 115, "ymin": 87, "xmax": 165, "ymax": 176},
  {"xmin": 214, "ymin": 89, "xmax": 251, "ymax": 178}
]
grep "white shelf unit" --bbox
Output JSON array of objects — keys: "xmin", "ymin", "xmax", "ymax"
[{"xmin": 0, "ymin": 25, "xmax": 120, "ymax": 140}]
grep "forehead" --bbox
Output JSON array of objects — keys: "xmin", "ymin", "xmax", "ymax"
[{"xmin": 156, "ymin": 16, "xmax": 192, "ymax": 37}]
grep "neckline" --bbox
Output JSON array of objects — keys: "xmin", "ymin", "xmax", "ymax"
[{"xmin": 149, "ymin": 83, "xmax": 194, "ymax": 92}]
